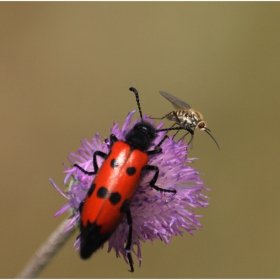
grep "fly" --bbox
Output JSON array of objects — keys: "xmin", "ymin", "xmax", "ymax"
[{"xmin": 154, "ymin": 91, "xmax": 220, "ymax": 149}]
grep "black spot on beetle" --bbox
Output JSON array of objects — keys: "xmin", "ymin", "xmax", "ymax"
[
  {"xmin": 87, "ymin": 183, "xmax": 96, "ymax": 198},
  {"xmin": 109, "ymin": 192, "xmax": 121, "ymax": 205},
  {"xmin": 126, "ymin": 167, "xmax": 136, "ymax": 176},
  {"xmin": 97, "ymin": 187, "xmax": 108, "ymax": 198}
]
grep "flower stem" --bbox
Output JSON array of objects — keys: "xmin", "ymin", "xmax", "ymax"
[{"xmin": 16, "ymin": 219, "xmax": 75, "ymax": 278}]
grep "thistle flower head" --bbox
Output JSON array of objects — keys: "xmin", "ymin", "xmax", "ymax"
[{"xmin": 50, "ymin": 110, "xmax": 209, "ymax": 269}]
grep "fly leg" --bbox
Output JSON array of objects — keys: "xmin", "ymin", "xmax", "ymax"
[
  {"xmin": 170, "ymin": 123, "xmax": 182, "ymax": 139},
  {"xmin": 151, "ymin": 111, "xmax": 182, "ymax": 140},
  {"xmin": 178, "ymin": 125, "xmax": 194, "ymax": 144},
  {"xmin": 150, "ymin": 112, "xmax": 173, "ymax": 120}
]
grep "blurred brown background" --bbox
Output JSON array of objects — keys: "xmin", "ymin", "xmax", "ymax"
[{"xmin": 1, "ymin": 2, "xmax": 280, "ymax": 278}]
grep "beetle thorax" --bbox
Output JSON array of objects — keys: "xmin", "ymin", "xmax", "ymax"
[{"xmin": 125, "ymin": 121, "xmax": 157, "ymax": 151}]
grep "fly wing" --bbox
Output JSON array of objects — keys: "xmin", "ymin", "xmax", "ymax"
[{"xmin": 159, "ymin": 91, "xmax": 191, "ymax": 110}]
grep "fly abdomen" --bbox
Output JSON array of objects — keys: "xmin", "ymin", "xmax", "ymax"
[{"xmin": 165, "ymin": 111, "xmax": 181, "ymax": 122}]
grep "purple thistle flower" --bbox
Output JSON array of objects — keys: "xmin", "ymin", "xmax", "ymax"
[{"xmin": 50, "ymin": 110, "xmax": 209, "ymax": 269}]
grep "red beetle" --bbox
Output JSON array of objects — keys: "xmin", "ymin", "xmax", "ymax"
[{"xmin": 74, "ymin": 87, "xmax": 182, "ymax": 272}]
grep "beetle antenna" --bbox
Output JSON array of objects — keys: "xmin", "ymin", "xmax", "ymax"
[
  {"xmin": 129, "ymin": 87, "xmax": 143, "ymax": 119},
  {"xmin": 204, "ymin": 128, "xmax": 220, "ymax": 149}
]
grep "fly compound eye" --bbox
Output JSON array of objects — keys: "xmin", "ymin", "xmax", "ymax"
[{"xmin": 197, "ymin": 121, "xmax": 206, "ymax": 130}]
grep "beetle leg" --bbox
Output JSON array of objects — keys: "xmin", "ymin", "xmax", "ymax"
[
  {"xmin": 146, "ymin": 135, "xmax": 169, "ymax": 156},
  {"xmin": 109, "ymin": 134, "xmax": 118, "ymax": 147},
  {"xmin": 74, "ymin": 151, "xmax": 107, "ymax": 175},
  {"xmin": 143, "ymin": 165, "xmax": 176, "ymax": 194},
  {"xmin": 125, "ymin": 207, "xmax": 134, "ymax": 273}
]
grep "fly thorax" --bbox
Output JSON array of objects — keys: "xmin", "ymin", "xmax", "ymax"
[
  {"xmin": 192, "ymin": 113, "xmax": 199, "ymax": 122},
  {"xmin": 173, "ymin": 110, "xmax": 191, "ymax": 127},
  {"xmin": 185, "ymin": 116, "xmax": 193, "ymax": 125},
  {"xmin": 193, "ymin": 110, "xmax": 203, "ymax": 120}
]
